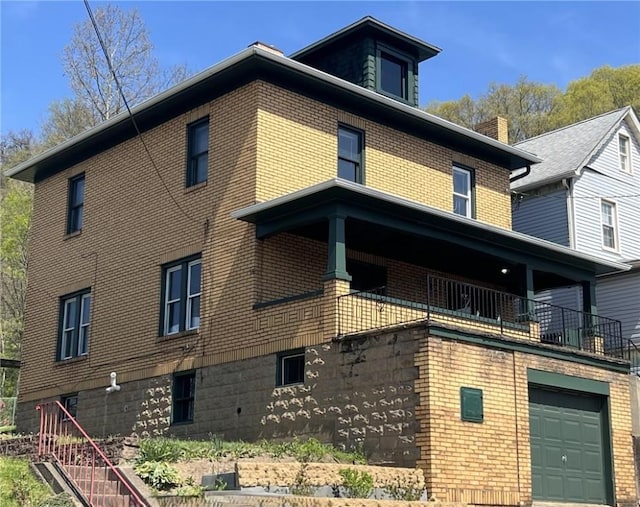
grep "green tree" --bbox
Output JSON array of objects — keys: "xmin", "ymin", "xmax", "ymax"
[
  {"xmin": 550, "ymin": 65, "xmax": 640, "ymax": 128},
  {"xmin": 425, "ymin": 76, "xmax": 560, "ymax": 142},
  {"xmin": 0, "ymin": 178, "xmax": 32, "ymax": 398}
]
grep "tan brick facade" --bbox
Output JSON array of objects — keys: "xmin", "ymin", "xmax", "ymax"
[
  {"xmin": 14, "ymin": 44, "xmax": 637, "ymax": 507},
  {"xmin": 415, "ymin": 336, "xmax": 636, "ymax": 505}
]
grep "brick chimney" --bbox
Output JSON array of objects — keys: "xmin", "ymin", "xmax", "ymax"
[
  {"xmin": 249, "ymin": 41, "xmax": 284, "ymax": 57},
  {"xmin": 475, "ymin": 116, "xmax": 509, "ymax": 144}
]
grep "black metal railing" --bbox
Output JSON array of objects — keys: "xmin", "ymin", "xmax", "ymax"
[
  {"xmin": 626, "ymin": 340, "xmax": 640, "ymax": 376},
  {"xmin": 336, "ymin": 274, "xmax": 624, "ymax": 360}
]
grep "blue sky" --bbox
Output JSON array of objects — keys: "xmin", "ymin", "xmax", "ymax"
[{"xmin": 1, "ymin": 1, "xmax": 639, "ymax": 137}]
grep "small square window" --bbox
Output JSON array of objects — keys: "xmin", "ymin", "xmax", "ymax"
[
  {"xmin": 67, "ymin": 174, "xmax": 85, "ymax": 234},
  {"xmin": 379, "ymin": 52, "xmax": 408, "ymax": 100},
  {"xmin": 58, "ymin": 290, "xmax": 91, "ymax": 361},
  {"xmin": 187, "ymin": 119, "xmax": 209, "ymax": 187},
  {"xmin": 172, "ymin": 372, "xmax": 195, "ymax": 424},
  {"xmin": 600, "ymin": 200, "xmax": 618, "ymax": 250},
  {"xmin": 161, "ymin": 256, "xmax": 201, "ymax": 336},
  {"xmin": 61, "ymin": 394, "xmax": 78, "ymax": 421},
  {"xmin": 338, "ymin": 126, "xmax": 363, "ymax": 183},
  {"xmin": 452, "ymin": 165, "xmax": 474, "ymax": 218},
  {"xmin": 619, "ymin": 133, "xmax": 631, "ymax": 173},
  {"xmin": 277, "ymin": 350, "xmax": 305, "ymax": 386}
]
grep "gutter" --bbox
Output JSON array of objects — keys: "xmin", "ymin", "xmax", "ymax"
[
  {"xmin": 6, "ymin": 47, "xmax": 540, "ymax": 181},
  {"xmin": 509, "ymin": 164, "xmax": 531, "ymax": 184}
]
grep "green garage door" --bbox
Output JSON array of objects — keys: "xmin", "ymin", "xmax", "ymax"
[{"xmin": 529, "ymin": 387, "xmax": 608, "ymax": 503}]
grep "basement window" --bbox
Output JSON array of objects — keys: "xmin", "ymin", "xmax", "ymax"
[
  {"xmin": 172, "ymin": 371, "xmax": 195, "ymax": 424},
  {"xmin": 277, "ymin": 350, "xmax": 305, "ymax": 386}
]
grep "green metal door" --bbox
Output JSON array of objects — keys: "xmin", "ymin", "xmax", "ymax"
[{"xmin": 529, "ymin": 387, "xmax": 608, "ymax": 503}]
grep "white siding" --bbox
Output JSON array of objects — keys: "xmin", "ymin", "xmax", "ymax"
[
  {"xmin": 573, "ymin": 121, "xmax": 640, "ymax": 262},
  {"xmin": 597, "ymin": 271, "xmax": 640, "ymax": 343},
  {"xmin": 512, "ymin": 190, "xmax": 570, "ymax": 246}
]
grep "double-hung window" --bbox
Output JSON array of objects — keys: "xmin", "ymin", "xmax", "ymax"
[
  {"xmin": 453, "ymin": 165, "xmax": 474, "ymax": 218},
  {"xmin": 277, "ymin": 350, "xmax": 305, "ymax": 386},
  {"xmin": 59, "ymin": 291, "xmax": 91, "ymax": 360},
  {"xmin": 187, "ymin": 118, "xmax": 209, "ymax": 187},
  {"xmin": 162, "ymin": 256, "xmax": 201, "ymax": 336},
  {"xmin": 338, "ymin": 126, "xmax": 363, "ymax": 183},
  {"xmin": 619, "ymin": 133, "xmax": 631, "ymax": 173},
  {"xmin": 601, "ymin": 200, "xmax": 618, "ymax": 250},
  {"xmin": 67, "ymin": 174, "xmax": 85, "ymax": 234},
  {"xmin": 172, "ymin": 372, "xmax": 195, "ymax": 424}
]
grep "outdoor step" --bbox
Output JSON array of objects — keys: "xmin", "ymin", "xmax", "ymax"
[
  {"xmin": 65, "ymin": 464, "xmax": 113, "ymax": 482},
  {"xmin": 101, "ymin": 494, "xmax": 131, "ymax": 507},
  {"xmin": 74, "ymin": 478, "xmax": 123, "ymax": 496}
]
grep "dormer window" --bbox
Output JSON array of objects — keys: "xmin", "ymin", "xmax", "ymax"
[{"xmin": 378, "ymin": 51, "xmax": 409, "ymax": 100}]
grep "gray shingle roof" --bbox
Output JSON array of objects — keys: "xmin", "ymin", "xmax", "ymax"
[{"xmin": 511, "ymin": 107, "xmax": 631, "ymax": 191}]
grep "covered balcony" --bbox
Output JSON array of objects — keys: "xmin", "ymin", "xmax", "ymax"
[{"xmin": 233, "ymin": 180, "xmax": 630, "ymax": 363}]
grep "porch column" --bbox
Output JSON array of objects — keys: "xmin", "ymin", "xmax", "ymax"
[
  {"xmin": 520, "ymin": 264, "xmax": 535, "ymax": 319},
  {"xmin": 581, "ymin": 279, "xmax": 597, "ymax": 316},
  {"xmin": 322, "ymin": 213, "xmax": 351, "ymax": 282}
]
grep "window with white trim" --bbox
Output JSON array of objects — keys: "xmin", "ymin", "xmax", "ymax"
[
  {"xmin": 600, "ymin": 200, "xmax": 618, "ymax": 250},
  {"xmin": 619, "ymin": 133, "xmax": 631, "ymax": 173},
  {"xmin": 162, "ymin": 256, "xmax": 201, "ymax": 336},
  {"xmin": 58, "ymin": 291, "xmax": 91, "ymax": 360},
  {"xmin": 277, "ymin": 350, "xmax": 305, "ymax": 386},
  {"xmin": 452, "ymin": 166, "xmax": 474, "ymax": 217}
]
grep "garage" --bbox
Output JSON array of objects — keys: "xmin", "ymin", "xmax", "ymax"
[{"xmin": 529, "ymin": 386, "xmax": 611, "ymax": 504}]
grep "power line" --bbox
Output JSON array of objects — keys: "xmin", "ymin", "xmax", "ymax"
[{"xmin": 83, "ymin": 0, "xmax": 197, "ymax": 223}]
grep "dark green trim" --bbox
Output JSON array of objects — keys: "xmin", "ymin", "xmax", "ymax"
[
  {"xmin": 253, "ymin": 289, "xmax": 323, "ymax": 310},
  {"xmin": 428, "ymin": 325, "xmax": 630, "ymax": 373},
  {"xmin": 527, "ymin": 370, "xmax": 614, "ymax": 504},
  {"xmin": 240, "ymin": 186, "xmax": 614, "ymax": 280},
  {"xmin": 526, "ymin": 369, "xmax": 610, "ymax": 395},
  {"xmin": 375, "ymin": 44, "xmax": 414, "ymax": 105},
  {"xmin": 171, "ymin": 370, "xmax": 196, "ymax": 425},
  {"xmin": 582, "ymin": 279, "xmax": 598, "ymax": 329},
  {"xmin": 323, "ymin": 213, "xmax": 351, "ymax": 281}
]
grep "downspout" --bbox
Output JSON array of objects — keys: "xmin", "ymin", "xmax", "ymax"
[
  {"xmin": 562, "ymin": 178, "xmax": 577, "ymax": 250},
  {"xmin": 509, "ymin": 165, "xmax": 531, "ymax": 184}
]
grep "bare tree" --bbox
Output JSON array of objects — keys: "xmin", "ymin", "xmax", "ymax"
[{"xmin": 62, "ymin": 4, "xmax": 188, "ymax": 123}]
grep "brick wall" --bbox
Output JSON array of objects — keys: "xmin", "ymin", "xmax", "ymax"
[
  {"xmin": 18, "ymin": 78, "xmax": 514, "ymax": 413},
  {"xmin": 415, "ymin": 334, "xmax": 637, "ymax": 505}
]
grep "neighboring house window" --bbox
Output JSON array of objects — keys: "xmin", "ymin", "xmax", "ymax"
[
  {"xmin": 67, "ymin": 173, "xmax": 85, "ymax": 234},
  {"xmin": 172, "ymin": 372, "xmax": 195, "ymax": 424},
  {"xmin": 161, "ymin": 256, "xmax": 201, "ymax": 336},
  {"xmin": 452, "ymin": 165, "xmax": 474, "ymax": 218},
  {"xmin": 58, "ymin": 291, "xmax": 91, "ymax": 360},
  {"xmin": 338, "ymin": 126, "xmax": 363, "ymax": 183},
  {"xmin": 277, "ymin": 350, "xmax": 305, "ymax": 386},
  {"xmin": 600, "ymin": 200, "xmax": 618, "ymax": 250},
  {"xmin": 619, "ymin": 133, "xmax": 631, "ymax": 173},
  {"xmin": 187, "ymin": 118, "xmax": 209, "ymax": 186},
  {"xmin": 378, "ymin": 50, "xmax": 409, "ymax": 100},
  {"xmin": 347, "ymin": 259, "xmax": 387, "ymax": 294},
  {"xmin": 61, "ymin": 394, "xmax": 78, "ymax": 420}
]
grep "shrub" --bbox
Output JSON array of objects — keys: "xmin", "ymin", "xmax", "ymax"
[
  {"xmin": 290, "ymin": 462, "xmax": 314, "ymax": 497},
  {"xmin": 134, "ymin": 461, "xmax": 181, "ymax": 491},
  {"xmin": 137, "ymin": 438, "xmax": 182, "ymax": 463},
  {"xmin": 338, "ymin": 468, "xmax": 373, "ymax": 499},
  {"xmin": 383, "ymin": 475, "xmax": 425, "ymax": 501},
  {"xmin": 175, "ymin": 477, "xmax": 204, "ymax": 498}
]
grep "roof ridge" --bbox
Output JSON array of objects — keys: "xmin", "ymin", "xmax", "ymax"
[{"xmin": 515, "ymin": 106, "xmax": 630, "ymax": 145}]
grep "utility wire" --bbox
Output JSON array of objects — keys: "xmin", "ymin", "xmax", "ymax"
[{"xmin": 83, "ymin": 0, "xmax": 197, "ymax": 223}]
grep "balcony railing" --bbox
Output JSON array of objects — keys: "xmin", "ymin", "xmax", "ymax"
[{"xmin": 337, "ymin": 274, "xmax": 624, "ymax": 360}]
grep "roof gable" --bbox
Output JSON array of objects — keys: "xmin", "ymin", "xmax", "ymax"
[{"xmin": 511, "ymin": 107, "xmax": 639, "ymax": 191}]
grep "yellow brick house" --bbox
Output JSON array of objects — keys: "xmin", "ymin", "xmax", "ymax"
[{"xmin": 7, "ymin": 17, "xmax": 638, "ymax": 506}]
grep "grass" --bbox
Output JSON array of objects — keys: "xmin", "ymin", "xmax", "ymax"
[
  {"xmin": 136, "ymin": 436, "xmax": 367, "ymax": 465},
  {"xmin": 0, "ymin": 457, "xmax": 52, "ymax": 507}
]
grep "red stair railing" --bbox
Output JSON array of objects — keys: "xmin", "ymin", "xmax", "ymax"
[{"xmin": 36, "ymin": 401, "xmax": 148, "ymax": 506}]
